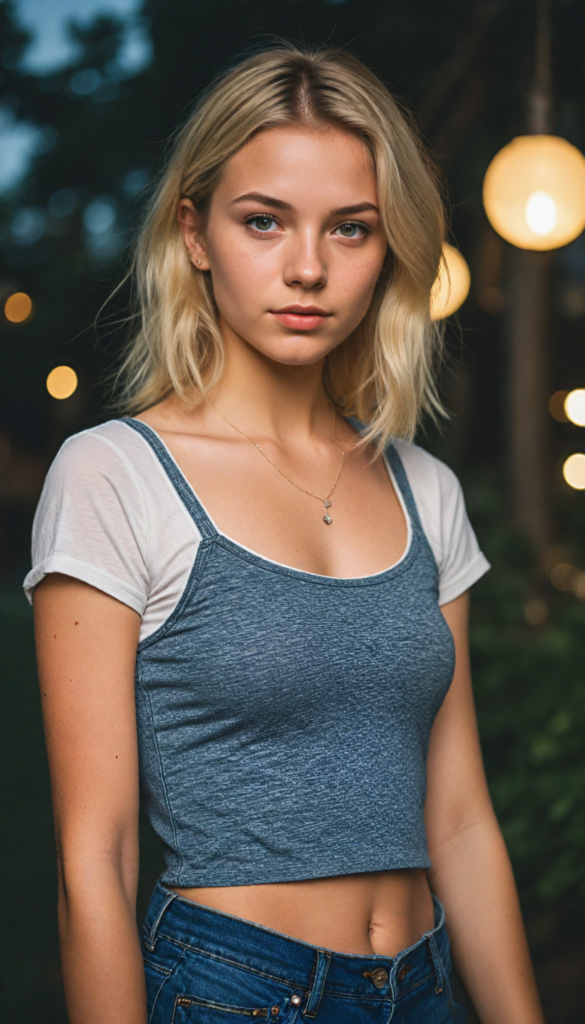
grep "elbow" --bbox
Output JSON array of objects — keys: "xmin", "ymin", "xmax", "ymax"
[
  {"xmin": 427, "ymin": 806, "xmax": 505, "ymax": 880},
  {"xmin": 54, "ymin": 827, "xmax": 139, "ymax": 917}
]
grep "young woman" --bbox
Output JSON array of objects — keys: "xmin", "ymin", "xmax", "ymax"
[{"xmin": 27, "ymin": 46, "xmax": 545, "ymax": 1024}]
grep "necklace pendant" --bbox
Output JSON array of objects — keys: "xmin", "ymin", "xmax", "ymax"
[
  {"xmin": 323, "ymin": 514, "xmax": 332, "ymax": 525},
  {"xmin": 324, "ymin": 500, "xmax": 332, "ymax": 508}
]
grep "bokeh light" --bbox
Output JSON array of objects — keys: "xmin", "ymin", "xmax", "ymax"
[
  {"xmin": 430, "ymin": 244, "xmax": 471, "ymax": 320},
  {"xmin": 4, "ymin": 291, "xmax": 33, "ymax": 323},
  {"xmin": 564, "ymin": 389, "xmax": 585, "ymax": 426},
  {"xmin": 550, "ymin": 562, "xmax": 580, "ymax": 591},
  {"xmin": 549, "ymin": 390, "xmax": 569, "ymax": 422},
  {"xmin": 46, "ymin": 365, "xmax": 78, "ymax": 400},
  {"xmin": 524, "ymin": 598, "xmax": 549, "ymax": 626},
  {"xmin": 551, "ymin": 562, "xmax": 585, "ymax": 599},
  {"xmin": 483, "ymin": 135, "xmax": 585, "ymax": 250},
  {"xmin": 563, "ymin": 453, "xmax": 585, "ymax": 490}
]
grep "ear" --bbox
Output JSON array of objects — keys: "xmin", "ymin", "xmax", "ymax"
[{"xmin": 178, "ymin": 198, "xmax": 210, "ymax": 270}]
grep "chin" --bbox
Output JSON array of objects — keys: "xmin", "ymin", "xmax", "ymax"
[{"xmin": 254, "ymin": 334, "xmax": 338, "ymax": 367}]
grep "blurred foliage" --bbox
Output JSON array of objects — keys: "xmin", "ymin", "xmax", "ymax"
[{"xmin": 466, "ymin": 474, "xmax": 585, "ymax": 908}]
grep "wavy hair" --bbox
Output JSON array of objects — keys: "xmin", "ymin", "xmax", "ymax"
[{"xmin": 117, "ymin": 44, "xmax": 447, "ymax": 447}]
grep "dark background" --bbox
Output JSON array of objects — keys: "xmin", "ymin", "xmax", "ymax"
[{"xmin": 1, "ymin": 0, "xmax": 584, "ymax": 1020}]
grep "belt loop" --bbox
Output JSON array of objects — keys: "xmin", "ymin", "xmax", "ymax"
[
  {"xmin": 146, "ymin": 890, "xmax": 178, "ymax": 951},
  {"xmin": 426, "ymin": 932, "xmax": 446, "ymax": 995},
  {"xmin": 303, "ymin": 950, "xmax": 331, "ymax": 1019}
]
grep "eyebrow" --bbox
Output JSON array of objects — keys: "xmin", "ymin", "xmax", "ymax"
[
  {"xmin": 230, "ymin": 192, "xmax": 292, "ymax": 211},
  {"xmin": 230, "ymin": 193, "xmax": 379, "ymax": 217}
]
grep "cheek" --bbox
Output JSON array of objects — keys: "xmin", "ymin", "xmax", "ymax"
[
  {"xmin": 334, "ymin": 249, "xmax": 386, "ymax": 321},
  {"xmin": 206, "ymin": 234, "xmax": 280, "ymax": 319}
]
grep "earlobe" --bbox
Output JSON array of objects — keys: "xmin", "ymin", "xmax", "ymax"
[
  {"xmin": 191, "ymin": 251, "xmax": 209, "ymax": 270},
  {"xmin": 185, "ymin": 243, "xmax": 208, "ymax": 271}
]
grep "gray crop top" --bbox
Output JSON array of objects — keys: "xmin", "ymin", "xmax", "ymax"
[{"xmin": 120, "ymin": 417, "xmax": 461, "ymax": 887}]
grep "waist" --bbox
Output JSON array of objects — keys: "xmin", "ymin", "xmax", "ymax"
[
  {"xmin": 142, "ymin": 881, "xmax": 452, "ymax": 1008},
  {"xmin": 169, "ymin": 868, "xmax": 434, "ymax": 957}
]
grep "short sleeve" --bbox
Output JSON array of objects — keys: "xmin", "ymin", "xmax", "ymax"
[
  {"xmin": 392, "ymin": 440, "xmax": 490, "ymax": 605},
  {"xmin": 433, "ymin": 463, "xmax": 490, "ymax": 605},
  {"xmin": 23, "ymin": 429, "xmax": 150, "ymax": 614}
]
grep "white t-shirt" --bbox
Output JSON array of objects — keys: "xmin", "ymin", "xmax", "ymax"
[{"xmin": 23, "ymin": 420, "xmax": 490, "ymax": 642}]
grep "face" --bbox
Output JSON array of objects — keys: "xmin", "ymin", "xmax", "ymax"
[{"xmin": 179, "ymin": 125, "xmax": 387, "ymax": 366}]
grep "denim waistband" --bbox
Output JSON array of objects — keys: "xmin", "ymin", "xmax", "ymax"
[{"xmin": 143, "ymin": 883, "xmax": 452, "ymax": 1008}]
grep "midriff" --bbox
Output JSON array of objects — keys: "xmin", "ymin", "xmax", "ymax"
[{"xmin": 171, "ymin": 869, "xmax": 434, "ymax": 956}]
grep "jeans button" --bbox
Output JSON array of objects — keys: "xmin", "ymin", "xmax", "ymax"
[
  {"xmin": 398, "ymin": 964, "xmax": 412, "ymax": 982},
  {"xmin": 371, "ymin": 967, "xmax": 389, "ymax": 989}
]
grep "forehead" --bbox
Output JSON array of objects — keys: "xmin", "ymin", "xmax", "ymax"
[{"xmin": 216, "ymin": 126, "xmax": 378, "ymax": 207}]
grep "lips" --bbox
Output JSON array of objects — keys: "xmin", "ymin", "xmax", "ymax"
[{"xmin": 270, "ymin": 305, "xmax": 332, "ymax": 331}]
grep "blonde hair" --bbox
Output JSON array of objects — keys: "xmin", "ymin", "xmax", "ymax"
[{"xmin": 118, "ymin": 43, "xmax": 447, "ymax": 447}]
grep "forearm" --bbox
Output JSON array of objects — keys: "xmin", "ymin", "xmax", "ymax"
[
  {"xmin": 58, "ymin": 859, "xmax": 147, "ymax": 1024},
  {"xmin": 429, "ymin": 814, "xmax": 544, "ymax": 1024}
]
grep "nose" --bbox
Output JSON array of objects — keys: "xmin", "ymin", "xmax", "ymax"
[{"xmin": 283, "ymin": 228, "xmax": 327, "ymax": 290}]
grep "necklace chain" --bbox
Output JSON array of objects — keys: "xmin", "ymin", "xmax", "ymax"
[{"xmin": 208, "ymin": 401, "xmax": 345, "ymax": 524}]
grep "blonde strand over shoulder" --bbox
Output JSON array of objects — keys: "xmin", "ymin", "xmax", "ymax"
[{"xmin": 114, "ymin": 43, "xmax": 448, "ymax": 447}]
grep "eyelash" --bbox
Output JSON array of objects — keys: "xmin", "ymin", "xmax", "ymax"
[
  {"xmin": 244, "ymin": 214, "xmax": 280, "ymax": 233},
  {"xmin": 334, "ymin": 221, "xmax": 371, "ymax": 239},
  {"xmin": 244, "ymin": 214, "xmax": 371, "ymax": 238}
]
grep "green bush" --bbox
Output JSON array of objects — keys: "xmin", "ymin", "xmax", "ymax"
[{"xmin": 468, "ymin": 477, "xmax": 585, "ymax": 908}]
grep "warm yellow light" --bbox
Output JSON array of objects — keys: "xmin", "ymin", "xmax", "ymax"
[
  {"xmin": 46, "ymin": 366, "xmax": 78, "ymax": 400},
  {"xmin": 4, "ymin": 291, "xmax": 33, "ymax": 323},
  {"xmin": 483, "ymin": 135, "xmax": 585, "ymax": 250},
  {"xmin": 430, "ymin": 244, "xmax": 471, "ymax": 320},
  {"xmin": 563, "ymin": 453, "xmax": 585, "ymax": 489},
  {"xmin": 564, "ymin": 389, "xmax": 585, "ymax": 426},
  {"xmin": 549, "ymin": 390, "xmax": 569, "ymax": 422}
]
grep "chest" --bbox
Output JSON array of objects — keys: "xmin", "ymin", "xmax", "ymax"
[
  {"xmin": 160, "ymin": 434, "xmax": 408, "ymax": 579},
  {"xmin": 138, "ymin": 533, "xmax": 455, "ymax": 739}
]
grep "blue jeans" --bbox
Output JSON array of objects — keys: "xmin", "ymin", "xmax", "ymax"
[{"xmin": 142, "ymin": 883, "xmax": 466, "ymax": 1023}]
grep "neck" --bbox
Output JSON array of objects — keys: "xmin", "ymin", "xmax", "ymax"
[{"xmin": 207, "ymin": 316, "xmax": 333, "ymax": 441}]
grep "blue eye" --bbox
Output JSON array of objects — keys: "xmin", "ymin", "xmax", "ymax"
[
  {"xmin": 335, "ymin": 222, "xmax": 365, "ymax": 238},
  {"xmin": 248, "ymin": 215, "xmax": 278, "ymax": 232}
]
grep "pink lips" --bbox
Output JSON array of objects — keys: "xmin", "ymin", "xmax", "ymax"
[{"xmin": 270, "ymin": 305, "xmax": 332, "ymax": 331}]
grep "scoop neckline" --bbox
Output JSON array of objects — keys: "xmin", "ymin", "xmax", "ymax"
[{"xmin": 122, "ymin": 417, "xmax": 416, "ymax": 586}]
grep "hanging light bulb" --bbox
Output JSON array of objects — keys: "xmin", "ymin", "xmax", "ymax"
[
  {"xmin": 430, "ymin": 243, "xmax": 471, "ymax": 320},
  {"xmin": 483, "ymin": 135, "xmax": 585, "ymax": 250}
]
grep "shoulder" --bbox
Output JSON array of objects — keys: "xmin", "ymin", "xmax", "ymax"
[
  {"xmin": 390, "ymin": 439, "xmax": 490, "ymax": 602},
  {"xmin": 49, "ymin": 419, "xmax": 151, "ymax": 478},
  {"xmin": 32, "ymin": 420, "xmax": 159, "ymax": 565},
  {"xmin": 391, "ymin": 438, "xmax": 462, "ymax": 508},
  {"xmin": 43, "ymin": 419, "xmax": 170, "ymax": 515}
]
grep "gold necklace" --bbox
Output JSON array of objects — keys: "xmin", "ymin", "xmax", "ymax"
[{"xmin": 208, "ymin": 401, "xmax": 345, "ymax": 525}]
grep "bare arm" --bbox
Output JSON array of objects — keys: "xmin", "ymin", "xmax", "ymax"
[
  {"xmin": 34, "ymin": 573, "xmax": 147, "ymax": 1024},
  {"xmin": 426, "ymin": 592, "xmax": 545, "ymax": 1024}
]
